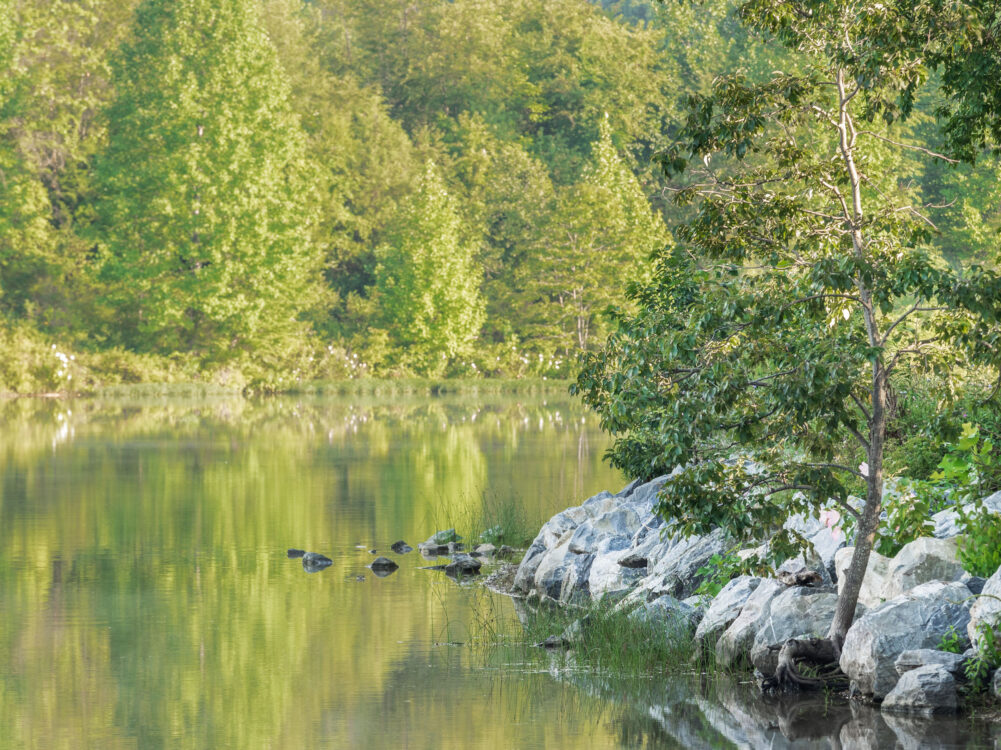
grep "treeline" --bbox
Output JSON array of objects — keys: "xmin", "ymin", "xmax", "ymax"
[{"xmin": 0, "ymin": 0, "xmax": 998, "ymax": 392}]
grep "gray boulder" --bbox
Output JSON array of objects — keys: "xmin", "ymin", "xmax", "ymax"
[
  {"xmin": 626, "ymin": 527, "xmax": 730, "ymax": 602},
  {"xmin": 784, "ymin": 509, "xmax": 846, "ymax": 580},
  {"xmin": 881, "ymin": 536, "xmax": 964, "ymax": 602},
  {"xmin": 835, "ymin": 546, "xmax": 893, "ymax": 609},
  {"xmin": 445, "ymin": 553, "xmax": 482, "ymax": 577},
  {"xmin": 588, "ymin": 549, "xmax": 647, "ymax": 600},
  {"xmin": 931, "ymin": 490, "xmax": 1001, "ymax": 538},
  {"xmin": 840, "ymin": 580, "xmax": 973, "ymax": 699},
  {"xmin": 894, "ymin": 649, "xmax": 965, "ymax": 677},
  {"xmin": 715, "ymin": 578, "xmax": 784, "ymax": 669},
  {"xmin": 566, "ymin": 506, "xmax": 641, "ymax": 555},
  {"xmin": 629, "ymin": 595, "xmax": 699, "ymax": 635},
  {"xmin": 881, "ymin": 664, "xmax": 958, "ymax": 715},
  {"xmin": 967, "ymin": 563, "xmax": 1001, "ymax": 657},
  {"xmin": 750, "ymin": 587, "xmax": 841, "ymax": 676},
  {"xmin": 694, "ymin": 576, "xmax": 761, "ymax": 653}
]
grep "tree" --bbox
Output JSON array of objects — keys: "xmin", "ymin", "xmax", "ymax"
[
  {"xmin": 522, "ymin": 117, "xmax": 667, "ymax": 354},
  {"xmin": 374, "ymin": 161, "xmax": 485, "ymax": 375},
  {"xmin": 574, "ymin": 0, "xmax": 1001, "ymax": 688},
  {"xmin": 94, "ymin": 0, "xmax": 324, "ymax": 361}
]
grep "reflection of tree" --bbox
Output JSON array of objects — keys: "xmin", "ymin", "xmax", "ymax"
[{"xmin": 0, "ymin": 395, "xmax": 621, "ymax": 747}]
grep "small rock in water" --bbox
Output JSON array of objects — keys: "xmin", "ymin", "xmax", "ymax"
[
  {"xmin": 368, "ymin": 549, "xmax": 378, "ymax": 555},
  {"xmin": 534, "ymin": 635, "xmax": 571, "ymax": 650},
  {"xmin": 287, "ymin": 548, "xmax": 306, "ymax": 559},
  {"xmin": 355, "ymin": 575, "xmax": 366, "ymax": 582},
  {"xmin": 418, "ymin": 529, "xmax": 463, "ymax": 555},
  {"xmin": 474, "ymin": 543, "xmax": 497, "ymax": 556},
  {"xmin": 369, "ymin": 556, "xmax": 399, "ymax": 577},
  {"xmin": 391, "ymin": 540, "xmax": 413, "ymax": 554},
  {"xmin": 497, "ymin": 545, "xmax": 516, "ymax": 559},
  {"xmin": 445, "ymin": 553, "xmax": 482, "ymax": 578},
  {"xmin": 301, "ymin": 551, "xmax": 333, "ymax": 573}
]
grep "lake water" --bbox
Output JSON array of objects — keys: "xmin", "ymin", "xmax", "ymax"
[{"xmin": 1, "ymin": 394, "xmax": 999, "ymax": 749}]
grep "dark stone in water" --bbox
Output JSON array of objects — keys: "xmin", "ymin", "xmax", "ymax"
[
  {"xmin": 355, "ymin": 575, "xmax": 366, "ymax": 582},
  {"xmin": 418, "ymin": 529, "xmax": 463, "ymax": 555},
  {"xmin": 445, "ymin": 553, "xmax": 482, "ymax": 578},
  {"xmin": 535, "ymin": 635, "xmax": 570, "ymax": 650},
  {"xmin": 391, "ymin": 540, "xmax": 413, "ymax": 554},
  {"xmin": 301, "ymin": 551, "xmax": 333, "ymax": 573},
  {"xmin": 368, "ymin": 549, "xmax": 378, "ymax": 554},
  {"xmin": 287, "ymin": 548, "xmax": 306, "ymax": 558},
  {"xmin": 369, "ymin": 556, "xmax": 399, "ymax": 577}
]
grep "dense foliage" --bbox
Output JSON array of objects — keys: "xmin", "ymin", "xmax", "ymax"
[{"xmin": 574, "ymin": 0, "xmax": 1001, "ymax": 669}]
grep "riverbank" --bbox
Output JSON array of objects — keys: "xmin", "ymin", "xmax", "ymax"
[
  {"xmin": 504, "ymin": 475, "xmax": 1001, "ymax": 718},
  {"xmin": 1, "ymin": 376, "xmax": 575, "ymax": 401}
]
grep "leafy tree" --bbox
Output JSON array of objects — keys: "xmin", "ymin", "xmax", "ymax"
[
  {"xmin": 523, "ymin": 118, "xmax": 667, "ymax": 354},
  {"xmin": 574, "ymin": 0, "xmax": 1001, "ymax": 688},
  {"xmin": 374, "ymin": 161, "xmax": 485, "ymax": 374},
  {"xmin": 94, "ymin": 0, "xmax": 324, "ymax": 361}
]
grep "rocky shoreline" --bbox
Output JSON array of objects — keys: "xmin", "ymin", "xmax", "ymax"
[{"xmin": 509, "ymin": 476, "xmax": 1001, "ymax": 715}]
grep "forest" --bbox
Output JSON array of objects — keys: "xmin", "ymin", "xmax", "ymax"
[{"xmin": 2, "ymin": 0, "xmax": 998, "ymax": 393}]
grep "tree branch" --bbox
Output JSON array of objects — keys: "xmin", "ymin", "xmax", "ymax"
[{"xmin": 858, "ymin": 130, "xmax": 959, "ymax": 163}]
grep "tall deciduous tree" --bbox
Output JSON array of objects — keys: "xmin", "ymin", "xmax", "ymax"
[
  {"xmin": 575, "ymin": 0, "xmax": 1001, "ymax": 688},
  {"xmin": 374, "ymin": 161, "xmax": 484, "ymax": 375},
  {"xmin": 523, "ymin": 118, "xmax": 667, "ymax": 354},
  {"xmin": 95, "ymin": 0, "xmax": 323, "ymax": 360}
]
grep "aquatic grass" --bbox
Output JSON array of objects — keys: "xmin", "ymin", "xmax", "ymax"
[{"xmin": 423, "ymin": 486, "xmax": 539, "ymax": 551}]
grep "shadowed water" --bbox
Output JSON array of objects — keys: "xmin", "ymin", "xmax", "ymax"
[{"xmin": 0, "ymin": 394, "xmax": 998, "ymax": 749}]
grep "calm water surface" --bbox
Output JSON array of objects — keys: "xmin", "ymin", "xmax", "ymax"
[{"xmin": 1, "ymin": 394, "xmax": 998, "ymax": 749}]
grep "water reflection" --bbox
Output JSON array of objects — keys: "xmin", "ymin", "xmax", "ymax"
[
  {"xmin": 0, "ymin": 394, "xmax": 625, "ymax": 749},
  {"xmin": 545, "ymin": 655, "xmax": 1001, "ymax": 748},
  {"xmin": 2, "ymin": 394, "xmax": 997, "ymax": 749}
]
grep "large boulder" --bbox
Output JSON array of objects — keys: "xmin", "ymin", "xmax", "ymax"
[
  {"xmin": 588, "ymin": 549, "xmax": 648, "ymax": 599},
  {"xmin": 881, "ymin": 537, "xmax": 964, "ymax": 601},
  {"xmin": 931, "ymin": 490, "xmax": 1001, "ymax": 538},
  {"xmin": 784, "ymin": 509, "xmax": 846, "ymax": 581},
  {"xmin": 749, "ymin": 587, "xmax": 841, "ymax": 676},
  {"xmin": 624, "ymin": 527, "xmax": 730, "ymax": 603},
  {"xmin": 628, "ymin": 595, "xmax": 700, "ymax": 635},
  {"xmin": 835, "ymin": 546, "xmax": 893, "ymax": 609},
  {"xmin": 715, "ymin": 578, "xmax": 784, "ymax": 669},
  {"xmin": 512, "ymin": 477, "xmax": 668, "ymax": 599},
  {"xmin": 894, "ymin": 649, "xmax": 966, "ymax": 677},
  {"xmin": 840, "ymin": 581, "xmax": 973, "ymax": 699},
  {"xmin": 967, "ymin": 563, "xmax": 1001, "ymax": 656},
  {"xmin": 694, "ymin": 576, "xmax": 761, "ymax": 653},
  {"xmin": 881, "ymin": 664, "xmax": 958, "ymax": 715}
]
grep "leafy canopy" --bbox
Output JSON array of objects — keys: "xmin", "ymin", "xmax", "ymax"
[{"xmin": 575, "ymin": 0, "xmax": 1001, "ymax": 571}]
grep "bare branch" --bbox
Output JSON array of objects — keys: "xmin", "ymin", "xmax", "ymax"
[{"xmin": 858, "ymin": 130, "xmax": 960, "ymax": 163}]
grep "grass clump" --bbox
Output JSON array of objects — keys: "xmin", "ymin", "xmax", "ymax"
[{"xmin": 517, "ymin": 597, "xmax": 714, "ymax": 676}]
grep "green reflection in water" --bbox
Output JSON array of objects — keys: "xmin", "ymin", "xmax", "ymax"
[{"xmin": 0, "ymin": 395, "xmax": 633, "ymax": 749}]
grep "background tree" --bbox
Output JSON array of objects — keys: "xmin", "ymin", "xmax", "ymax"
[
  {"xmin": 94, "ymin": 0, "xmax": 324, "ymax": 362},
  {"xmin": 574, "ymin": 0, "xmax": 1001, "ymax": 688},
  {"xmin": 373, "ymin": 161, "xmax": 485, "ymax": 375},
  {"xmin": 522, "ymin": 118, "xmax": 667, "ymax": 354}
]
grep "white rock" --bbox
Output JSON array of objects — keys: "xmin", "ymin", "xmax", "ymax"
[{"xmin": 840, "ymin": 581, "xmax": 973, "ymax": 699}]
